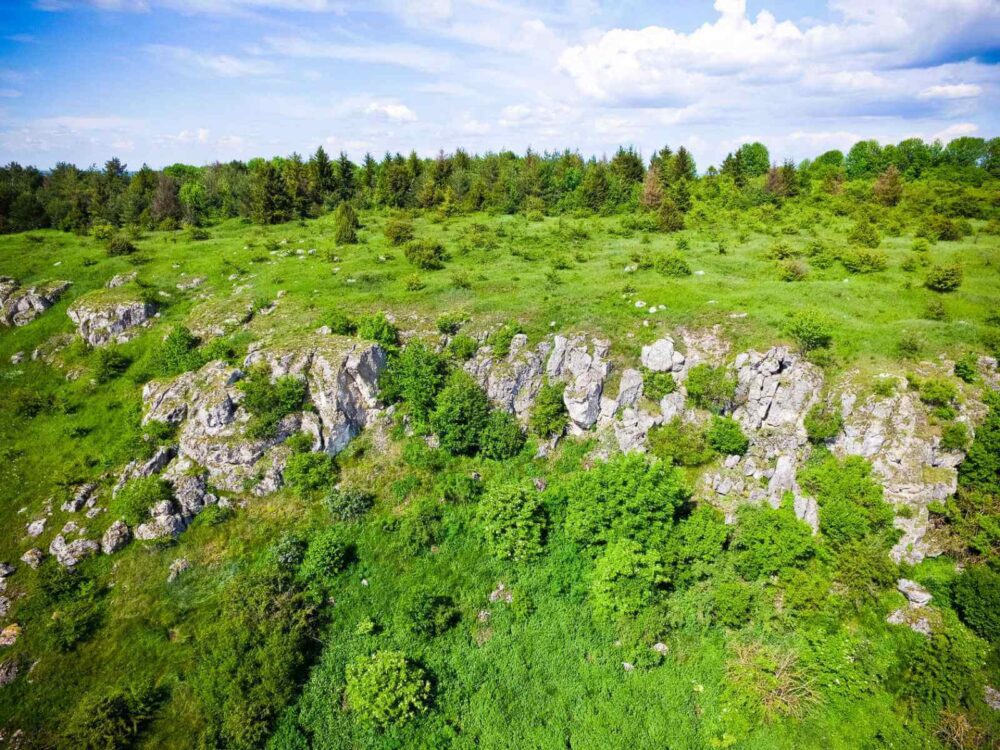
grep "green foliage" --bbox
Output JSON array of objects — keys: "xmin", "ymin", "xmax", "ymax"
[
  {"xmin": 706, "ymin": 416, "xmax": 749, "ymax": 455},
  {"xmin": 399, "ymin": 586, "xmax": 460, "ymax": 637},
  {"xmin": 298, "ymin": 530, "xmax": 352, "ymax": 585},
  {"xmin": 915, "ymin": 377, "xmax": 957, "ymax": 407},
  {"xmin": 804, "ymin": 403, "xmax": 843, "ymax": 444},
  {"xmin": 110, "ymin": 477, "xmax": 173, "ymax": 527},
  {"xmin": 106, "ymin": 235, "xmax": 137, "ymax": 256},
  {"xmin": 562, "ymin": 454, "xmax": 689, "ymax": 550},
  {"xmin": 355, "ymin": 311, "xmax": 398, "ymax": 349},
  {"xmin": 664, "ymin": 504, "xmax": 728, "ymax": 586},
  {"xmin": 383, "ymin": 216, "xmax": 415, "ymax": 245},
  {"xmin": 951, "ymin": 565, "xmax": 1000, "ymax": 641},
  {"xmin": 799, "ymin": 451, "xmax": 893, "ymax": 547},
  {"xmin": 953, "ymin": 352, "xmax": 978, "ymax": 383},
  {"xmin": 939, "ymin": 422, "xmax": 969, "ymax": 452},
  {"xmin": 324, "ymin": 485, "xmax": 374, "ymax": 521},
  {"xmin": 326, "ymin": 310, "xmax": 356, "ymax": 335},
  {"xmin": 283, "ymin": 451, "xmax": 337, "ymax": 497},
  {"xmin": 530, "ymin": 381, "xmax": 568, "ymax": 437},
  {"xmin": 93, "ymin": 346, "xmax": 131, "ymax": 383},
  {"xmin": 731, "ymin": 505, "xmax": 816, "ymax": 579},
  {"xmin": 847, "ymin": 220, "xmax": 881, "ymax": 248},
  {"xmin": 712, "ymin": 580, "xmax": 756, "ymax": 628},
  {"xmin": 486, "ymin": 319, "xmax": 522, "ymax": 357},
  {"xmin": 654, "ymin": 252, "xmax": 691, "ymax": 277},
  {"xmin": 647, "ymin": 417, "xmax": 714, "ymax": 466},
  {"xmin": 430, "ymin": 371, "xmax": 490, "ymax": 455},
  {"xmin": 152, "ymin": 325, "xmax": 201, "ymax": 376},
  {"xmin": 333, "ymin": 202, "xmax": 359, "ymax": 244},
  {"xmin": 447, "ymin": 333, "xmax": 478, "ymax": 361},
  {"xmin": 63, "ymin": 681, "xmax": 159, "ymax": 750},
  {"xmin": 479, "ymin": 410, "xmax": 525, "ymax": 460},
  {"xmin": 404, "ymin": 238, "xmax": 448, "ymax": 270},
  {"xmin": 590, "ymin": 539, "xmax": 663, "ymax": 620},
  {"xmin": 684, "ymin": 363, "xmax": 736, "ymax": 414},
  {"xmin": 238, "ymin": 369, "xmax": 307, "ymax": 440},
  {"xmin": 477, "ymin": 481, "xmax": 547, "ymax": 561},
  {"xmin": 435, "ymin": 312, "xmax": 464, "ymax": 335},
  {"xmin": 841, "ymin": 248, "xmax": 888, "ymax": 273},
  {"xmin": 924, "ymin": 263, "xmax": 963, "ymax": 292},
  {"xmin": 642, "ymin": 369, "xmax": 676, "ymax": 401},
  {"xmin": 786, "ymin": 310, "xmax": 833, "ymax": 352},
  {"xmin": 344, "ymin": 650, "xmax": 430, "ymax": 728},
  {"xmin": 892, "ymin": 612, "xmax": 982, "ymax": 709},
  {"xmin": 382, "ymin": 342, "xmax": 446, "ymax": 422}
]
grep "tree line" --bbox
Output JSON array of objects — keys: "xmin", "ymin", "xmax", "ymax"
[{"xmin": 1, "ymin": 136, "xmax": 998, "ymax": 234}]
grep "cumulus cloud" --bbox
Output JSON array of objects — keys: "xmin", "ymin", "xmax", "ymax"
[
  {"xmin": 919, "ymin": 83, "xmax": 982, "ymax": 99},
  {"xmin": 365, "ymin": 101, "xmax": 417, "ymax": 122},
  {"xmin": 932, "ymin": 121, "xmax": 979, "ymax": 141}
]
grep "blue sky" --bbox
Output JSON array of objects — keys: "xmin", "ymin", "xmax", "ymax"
[{"xmin": 0, "ymin": 0, "xmax": 998, "ymax": 169}]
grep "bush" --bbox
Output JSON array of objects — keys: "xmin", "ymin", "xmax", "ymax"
[
  {"xmin": 477, "ymin": 482, "xmax": 547, "ymax": 561},
  {"xmin": 106, "ymin": 235, "xmax": 137, "ymax": 256},
  {"xmin": 332, "ymin": 202, "xmax": 359, "ymax": 244},
  {"xmin": 479, "ymin": 410, "xmax": 525, "ymax": 460},
  {"xmin": 951, "ymin": 565, "xmax": 1000, "ymax": 641},
  {"xmin": 590, "ymin": 539, "xmax": 663, "ymax": 620},
  {"xmin": 238, "ymin": 370, "xmax": 307, "ymax": 440},
  {"xmin": 93, "ymin": 346, "xmax": 131, "ymax": 383},
  {"xmin": 916, "ymin": 377, "xmax": 957, "ymax": 407},
  {"xmin": 384, "ymin": 216, "xmax": 415, "ymax": 245},
  {"xmin": 355, "ymin": 312, "xmax": 398, "ymax": 349},
  {"xmin": 804, "ymin": 403, "xmax": 843, "ymax": 443},
  {"xmin": 486, "ymin": 320, "xmax": 522, "ymax": 357},
  {"xmin": 706, "ymin": 416, "xmax": 749, "ymax": 455},
  {"xmin": 798, "ymin": 452, "xmax": 892, "ymax": 547},
  {"xmin": 654, "ymin": 252, "xmax": 691, "ymax": 277},
  {"xmin": 437, "ymin": 472, "xmax": 482, "ymax": 504},
  {"xmin": 324, "ymin": 486, "xmax": 374, "ymax": 521},
  {"xmin": 920, "ymin": 214, "xmax": 961, "ymax": 241},
  {"xmin": 642, "ymin": 369, "xmax": 676, "ymax": 401},
  {"xmin": 430, "ymin": 371, "xmax": 490, "ymax": 455},
  {"xmin": 529, "ymin": 381, "xmax": 568, "ymax": 437},
  {"xmin": 327, "ymin": 310, "xmax": 356, "ymax": 335},
  {"xmin": 562, "ymin": 453, "xmax": 689, "ymax": 550},
  {"xmin": 786, "ymin": 310, "xmax": 833, "ymax": 352},
  {"xmin": 404, "ymin": 239, "xmax": 448, "ymax": 270},
  {"xmin": 110, "ymin": 477, "xmax": 173, "ymax": 527},
  {"xmin": 924, "ymin": 264, "xmax": 963, "ymax": 292},
  {"xmin": 435, "ymin": 312, "xmax": 464, "ymax": 335},
  {"xmin": 731, "ymin": 505, "xmax": 816, "ymax": 579},
  {"xmin": 685, "ymin": 363, "xmax": 736, "ymax": 414},
  {"xmin": 283, "ymin": 452, "xmax": 337, "ymax": 497},
  {"xmin": 400, "ymin": 587, "xmax": 460, "ymax": 637},
  {"xmin": 954, "ymin": 352, "xmax": 978, "ymax": 383},
  {"xmin": 153, "ymin": 325, "xmax": 202, "ymax": 376},
  {"xmin": 63, "ymin": 681, "xmax": 159, "ymax": 750},
  {"xmin": 447, "ymin": 334, "xmax": 478, "ymax": 361},
  {"xmin": 298, "ymin": 530, "xmax": 351, "ymax": 584},
  {"xmin": 940, "ymin": 422, "xmax": 969, "ymax": 452},
  {"xmin": 344, "ymin": 651, "xmax": 430, "ymax": 728},
  {"xmin": 647, "ymin": 417, "xmax": 714, "ymax": 467},
  {"xmin": 847, "ymin": 220, "xmax": 880, "ymax": 248},
  {"xmin": 712, "ymin": 580, "xmax": 756, "ymax": 628},
  {"xmin": 777, "ymin": 259, "xmax": 808, "ymax": 281},
  {"xmin": 841, "ymin": 249, "xmax": 888, "ymax": 273},
  {"xmin": 382, "ymin": 343, "xmax": 446, "ymax": 422}
]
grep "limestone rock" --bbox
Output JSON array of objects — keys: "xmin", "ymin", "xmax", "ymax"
[
  {"xmin": 0, "ymin": 277, "xmax": 71, "ymax": 327},
  {"xmin": 548, "ymin": 336, "xmax": 612, "ymax": 433},
  {"xmin": 20, "ymin": 549, "xmax": 42, "ymax": 569},
  {"xmin": 62, "ymin": 483, "xmax": 97, "ymax": 513},
  {"xmin": 25, "ymin": 518, "xmax": 45, "ymax": 538},
  {"xmin": 640, "ymin": 338, "xmax": 680, "ymax": 372},
  {"xmin": 101, "ymin": 521, "xmax": 131, "ymax": 554},
  {"xmin": 0, "ymin": 625, "xmax": 20, "ymax": 647},
  {"xmin": 113, "ymin": 446, "xmax": 176, "ymax": 495},
  {"xmin": 0, "ymin": 659, "xmax": 18, "ymax": 687},
  {"xmin": 167, "ymin": 558, "xmax": 191, "ymax": 583},
  {"xmin": 897, "ymin": 578, "xmax": 932, "ymax": 607},
  {"xmin": 68, "ymin": 292, "xmax": 155, "ymax": 346},
  {"xmin": 465, "ymin": 334, "xmax": 550, "ymax": 420},
  {"xmin": 616, "ymin": 369, "xmax": 644, "ymax": 409},
  {"xmin": 106, "ymin": 272, "xmax": 137, "ymax": 289},
  {"xmin": 985, "ymin": 686, "xmax": 1000, "ymax": 711},
  {"xmin": 49, "ymin": 535, "xmax": 99, "ymax": 567}
]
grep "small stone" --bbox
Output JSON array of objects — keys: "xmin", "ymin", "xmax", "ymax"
[
  {"xmin": 532, "ymin": 478, "xmax": 547, "ymax": 492},
  {"xmin": 101, "ymin": 521, "xmax": 131, "ymax": 554},
  {"xmin": 167, "ymin": 558, "xmax": 190, "ymax": 583},
  {"xmin": 652, "ymin": 642, "xmax": 669, "ymax": 655},
  {"xmin": 0, "ymin": 625, "xmax": 21, "ymax": 647},
  {"xmin": 489, "ymin": 582, "xmax": 514, "ymax": 605},
  {"xmin": 477, "ymin": 609, "xmax": 491, "ymax": 623},
  {"xmin": 10, "ymin": 352, "xmax": 24, "ymax": 364},
  {"xmin": 20, "ymin": 549, "xmax": 42, "ymax": 569},
  {"xmin": 25, "ymin": 519, "xmax": 45, "ymax": 538},
  {"xmin": 0, "ymin": 563, "xmax": 14, "ymax": 578},
  {"xmin": 897, "ymin": 579, "xmax": 932, "ymax": 607},
  {"xmin": 622, "ymin": 662, "xmax": 634, "ymax": 672},
  {"xmin": 985, "ymin": 685, "xmax": 1000, "ymax": 711},
  {"xmin": 0, "ymin": 659, "xmax": 18, "ymax": 686},
  {"xmin": 49, "ymin": 535, "xmax": 99, "ymax": 567}
]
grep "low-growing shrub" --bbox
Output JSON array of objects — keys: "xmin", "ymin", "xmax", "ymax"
[
  {"xmin": 93, "ymin": 346, "xmax": 131, "ymax": 383},
  {"xmin": 841, "ymin": 249, "xmax": 888, "ymax": 274},
  {"xmin": 777, "ymin": 259, "xmax": 808, "ymax": 281},
  {"xmin": 324, "ymin": 486, "xmax": 374, "ymax": 521},
  {"xmin": 479, "ymin": 410, "xmax": 525, "ymax": 460},
  {"xmin": 63, "ymin": 681, "xmax": 160, "ymax": 750},
  {"xmin": 647, "ymin": 417, "xmax": 714, "ymax": 466},
  {"xmin": 848, "ymin": 220, "xmax": 881, "ymax": 248},
  {"xmin": 951, "ymin": 565, "xmax": 1000, "ymax": 641},
  {"xmin": 404, "ymin": 239, "xmax": 447, "ymax": 270},
  {"xmin": 327, "ymin": 310, "xmax": 356, "ymax": 335},
  {"xmin": 477, "ymin": 482, "xmax": 547, "ymax": 561},
  {"xmin": 804, "ymin": 403, "xmax": 843, "ymax": 443},
  {"xmin": 706, "ymin": 415, "xmax": 749, "ymax": 455},
  {"xmin": 283, "ymin": 451, "xmax": 337, "ymax": 497},
  {"xmin": 486, "ymin": 320, "xmax": 523, "ymax": 357},
  {"xmin": 298, "ymin": 530, "xmax": 352, "ymax": 584},
  {"xmin": 238, "ymin": 369, "xmax": 307, "ymax": 440},
  {"xmin": 939, "ymin": 422, "xmax": 969, "ymax": 452},
  {"xmin": 924, "ymin": 264, "xmax": 963, "ymax": 292},
  {"xmin": 530, "ymin": 381, "xmax": 568, "ymax": 437},
  {"xmin": 447, "ymin": 334, "xmax": 478, "ymax": 361},
  {"xmin": 953, "ymin": 352, "xmax": 978, "ymax": 384},
  {"xmin": 654, "ymin": 252, "xmax": 691, "ymax": 277},
  {"xmin": 399, "ymin": 587, "xmax": 460, "ymax": 638},
  {"xmin": 106, "ymin": 235, "xmax": 137, "ymax": 256},
  {"xmin": 642, "ymin": 369, "xmax": 676, "ymax": 402},
  {"xmin": 333, "ymin": 202, "xmax": 360, "ymax": 244},
  {"xmin": 344, "ymin": 651, "xmax": 431, "ymax": 728},
  {"xmin": 431, "ymin": 371, "xmax": 490, "ymax": 455},
  {"xmin": 732, "ymin": 505, "xmax": 816, "ymax": 579},
  {"xmin": 685, "ymin": 363, "xmax": 736, "ymax": 414},
  {"xmin": 111, "ymin": 477, "xmax": 173, "ymax": 527},
  {"xmin": 787, "ymin": 310, "xmax": 833, "ymax": 352},
  {"xmin": 384, "ymin": 216, "xmax": 415, "ymax": 245},
  {"xmin": 590, "ymin": 539, "xmax": 663, "ymax": 620},
  {"xmin": 356, "ymin": 311, "xmax": 398, "ymax": 349},
  {"xmin": 381, "ymin": 342, "xmax": 446, "ymax": 423}
]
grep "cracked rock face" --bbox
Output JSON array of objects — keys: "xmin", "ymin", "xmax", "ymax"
[
  {"xmin": 101, "ymin": 520, "xmax": 131, "ymax": 554},
  {"xmin": 0, "ymin": 277, "xmax": 71, "ymax": 327},
  {"xmin": 548, "ymin": 335, "xmax": 612, "ymax": 433},
  {"xmin": 640, "ymin": 338, "xmax": 685, "ymax": 373},
  {"xmin": 68, "ymin": 296, "xmax": 156, "ymax": 346},
  {"xmin": 465, "ymin": 334, "xmax": 550, "ymax": 421},
  {"xmin": 49, "ymin": 535, "xmax": 99, "ymax": 567}
]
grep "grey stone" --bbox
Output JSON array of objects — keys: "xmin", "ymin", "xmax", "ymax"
[
  {"xmin": 640, "ymin": 338, "xmax": 676, "ymax": 372},
  {"xmin": 113, "ymin": 446, "xmax": 176, "ymax": 495},
  {"xmin": 20, "ymin": 549, "xmax": 42, "ymax": 569},
  {"xmin": 167, "ymin": 558, "xmax": 190, "ymax": 583},
  {"xmin": 0, "ymin": 277, "xmax": 72, "ymax": 327},
  {"xmin": 101, "ymin": 520, "xmax": 131, "ymax": 554},
  {"xmin": 49, "ymin": 534, "xmax": 99, "ymax": 567},
  {"xmin": 68, "ymin": 297, "xmax": 155, "ymax": 346},
  {"xmin": 62, "ymin": 483, "xmax": 97, "ymax": 513},
  {"xmin": 897, "ymin": 578, "xmax": 932, "ymax": 607},
  {"xmin": 25, "ymin": 518, "xmax": 45, "ymax": 538},
  {"xmin": 0, "ymin": 659, "xmax": 18, "ymax": 687}
]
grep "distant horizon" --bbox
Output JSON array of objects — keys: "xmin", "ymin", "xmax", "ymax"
[{"xmin": 1, "ymin": 0, "xmax": 998, "ymax": 170}]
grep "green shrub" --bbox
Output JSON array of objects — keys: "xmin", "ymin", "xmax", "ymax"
[
  {"xmin": 841, "ymin": 248, "xmax": 888, "ymax": 273},
  {"xmin": 344, "ymin": 650, "xmax": 430, "ymax": 728},
  {"xmin": 647, "ymin": 417, "xmax": 714, "ymax": 466},
  {"xmin": 63, "ymin": 681, "xmax": 159, "ymax": 750},
  {"xmin": 873, "ymin": 377, "xmax": 897, "ymax": 397},
  {"xmin": 951, "ymin": 565, "xmax": 1000, "ymax": 641},
  {"xmin": 298, "ymin": 530, "xmax": 352, "ymax": 584},
  {"xmin": 324, "ymin": 486, "xmax": 374, "ymax": 521},
  {"xmin": 437, "ymin": 472, "xmax": 482, "ymax": 504},
  {"xmin": 435, "ymin": 312, "xmax": 464, "ymax": 335},
  {"xmin": 327, "ymin": 310, "xmax": 356, "ymax": 335},
  {"xmin": 562, "ymin": 453, "xmax": 689, "ymax": 550},
  {"xmin": 355, "ymin": 312, "xmax": 398, "ymax": 349},
  {"xmin": 786, "ymin": 310, "xmax": 833, "ymax": 352},
  {"xmin": 447, "ymin": 334, "xmax": 478, "ymax": 361},
  {"xmin": 916, "ymin": 377, "xmax": 957, "ymax": 407},
  {"xmin": 892, "ymin": 611, "xmax": 982, "ymax": 709},
  {"xmin": 93, "ymin": 346, "xmax": 131, "ymax": 383},
  {"xmin": 712, "ymin": 580, "xmax": 756, "ymax": 628},
  {"xmin": 804, "ymin": 403, "xmax": 843, "ymax": 443},
  {"xmin": 939, "ymin": 422, "xmax": 969, "ymax": 452},
  {"xmin": 382, "ymin": 343, "xmax": 446, "ymax": 422},
  {"xmin": 91, "ymin": 221, "xmax": 115, "ymax": 241},
  {"xmin": 706, "ymin": 416, "xmax": 749, "ymax": 455},
  {"xmin": 530, "ymin": 381, "xmax": 568, "ymax": 437},
  {"xmin": 953, "ymin": 352, "xmax": 978, "ymax": 383},
  {"xmin": 685, "ymin": 363, "xmax": 736, "ymax": 414},
  {"xmin": 486, "ymin": 320, "xmax": 522, "ymax": 357},
  {"xmin": 590, "ymin": 539, "xmax": 663, "ymax": 620},
  {"xmin": 399, "ymin": 587, "xmax": 460, "ymax": 637},
  {"xmin": 430, "ymin": 371, "xmax": 490, "ymax": 455},
  {"xmin": 777, "ymin": 259, "xmax": 808, "ymax": 281},
  {"xmin": 110, "ymin": 477, "xmax": 173, "ymax": 527},
  {"xmin": 153, "ymin": 325, "xmax": 202, "ymax": 376},
  {"xmin": 283, "ymin": 452, "xmax": 337, "ymax": 497},
  {"xmin": 399, "ymin": 498, "xmax": 443, "ymax": 554},
  {"xmin": 924, "ymin": 264, "xmax": 963, "ymax": 292},
  {"xmin": 654, "ymin": 252, "xmax": 691, "ymax": 277},
  {"xmin": 847, "ymin": 220, "xmax": 880, "ymax": 248},
  {"xmin": 332, "ymin": 202, "xmax": 359, "ymax": 244},
  {"xmin": 477, "ymin": 482, "xmax": 547, "ymax": 561},
  {"xmin": 479, "ymin": 410, "xmax": 525, "ymax": 460},
  {"xmin": 664, "ymin": 504, "xmax": 728, "ymax": 586},
  {"xmin": 404, "ymin": 239, "xmax": 447, "ymax": 270},
  {"xmin": 642, "ymin": 369, "xmax": 676, "ymax": 401},
  {"xmin": 919, "ymin": 214, "xmax": 961, "ymax": 241},
  {"xmin": 799, "ymin": 452, "xmax": 893, "ymax": 547},
  {"xmin": 106, "ymin": 235, "xmax": 137, "ymax": 256},
  {"xmin": 384, "ymin": 216, "xmax": 415, "ymax": 245},
  {"xmin": 731, "ymin": 505, "xmax": 815, "ymax": 579},
  {"xmin": 238, "ymin": 370, "xmax": 307, "ymax": 440}
]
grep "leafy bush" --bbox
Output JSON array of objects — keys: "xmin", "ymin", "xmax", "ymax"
[
  {"xmin": 437, "ymin": 472, "xmax": 482, "ymax": 504},
  {"xmin": 382, "ymin": 343, "xmax": 446, "ymax": 422},
  {"xmin": 298, "ymin": 530, "xmax": 352, "ymax": 585},
  {"xmin": 647, "ymin": 417, "xmax": 714, "ymax": 466},
  {"xmin": 435, "ymin": 312, "xmax": 464, "ymax": 335},
  {"xmin": 93, "ymin": 346, "xmax": 131, "ymax": 383},
  {"xmin": 324, "ymin": 486, "xmax": 374, "ymax": 521},
  {"xmin": 110, "ymin": 477, "xmax": 173, "ymax": 527},
  {"xmin": 798, "ymin": 452, "xmax": 892, "ymax": 547},
  {"xmin": 706, "ymin": 416, "xmax": 749, "ymax": 455},
  {"xmin": 106, "ymin": 235, "xmax": 137, "ymax": 256},
  {"xmin": 685, "ymin": 363, "xmax": 736, "ymax": 414},
  {"xmin": 919, "ymin": 214, "xmax": 961, "ymax": 241},
  {"xmin": 477, "ymin": 482, "xmax": 547, "ymax": 561},
  {"xmin": 951, "ymin": 565, "xmax": 1000, "ymax": 641},
  {"xmin": 731, "ymin": 505, "xmax": 816, "ymax": 579},
  {"xmin": 847, "ymin": 220, "xmax": 880, "ymax": 248},
  {"xmin": 892, "ymin": 612, "xmax": 982, "ymax": 709},
  {"xmin": 153, "ymin": 325, "xmax": 202, "ymax": 376},
  {"xmin": 642, "ymin": 369, "xmax": 676, "ymax": 401},
  {"xmin": 404, "ymin": 239, "xmax": 447, "ymax": 270},
  {"xmin": 384, "ymin": 216, "xmax": 415, "ymax": 245},
  {"xmin": 283, "ymin": 452, "xmax": 337, "ymax": 497},
  {"xmin": 486, "ymin": 320, "xmax": 522, "ymax": 357},
  {"xmin": 479, "ymin": 410, "xmax": 525, "ymax": 460},
  {"xmin": 530, "ymin": 381, "xmax": 568, "ymax": 437},
  {"xmin": 447, "ymin": 334, "xmax": 478, "ymax": 361},
  {"xmin": 326, "ymin": 310, "xmax": 356, "ymax": 335},
  {"xmin": 804, "ymin": 403, "xmax": 843, "ymax": 443},
  {"xmin": 777, "ymin": 259, "xmax": 808, "ymax": 281},
  {"xmin": 939, "ymin": 422, "xmax": 969, "ymax": 452},
  {"xmin": 786, "ymin": 310, "xmax": 833, "ymax": 352},
  {"xmin": 332, "ymin": 202, "xmax": 359, "ymax": 244},
  {"xmin": 924, "ymin": 264, "xmax": 963, "ymax": 292},
  {"xmin": 841, "ymin": 249, "xmax": 888, "ymax": 273},
  {"xmin": 355, "ymin": 312, "xmax": 398, "ymax": 349},
  {"xmin": 654, "ymin": 252, "xmax": 691, "ymax": 277},
  {"xmin": 430, "ymin": 371, "xmax": 490, "ymax": 455},
  {"xmin": 590, "ymin": 539, "xmax": 663, "ymax": 620},
  {"xmin": 238, "ymin": 370, "xmax": 307, "ymax": 440},
  {"xmin": 663, "ymin": 504, "xmax": 728, "ymax": 586},
  {"xmin": 562, "ymin": 454, "xmax": 689, "ymax": 550},
  {"xmin": 63, "ymin": 681, "xmax": 159, "ymax": 750},
  {"xmin": 400, "ymin": 587, "xmax": 460, "ymax": 637},
  {"xmin": 953, "ymin": 352, "xmax": 978, "ymax": 383},
  {"xmin": 344, "ymin": 650, "xmax": 430, "ymax": 728},
  {"xmin": 712, "ymin": 580, "xmax": 756, "ymax": 628},
  {"xmin": 916, "ymin": 377, "xmax": 957, "ymax": 407}
]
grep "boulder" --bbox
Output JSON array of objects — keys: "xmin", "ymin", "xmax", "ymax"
[
  {"xmin": 62, "ymin": 483, "xmax": 97, "ymax": 513},
  {"xmin": 106, "ymin": 272, "xmax": 137, "ymax": 289},
  {"xmin": 20, "ymin": 549, "xmax": 42, "ymax": 569},
  {"xmin": 0, "ymin": 659, "xmax": 18, "ymax": 687},
  {"xmin": 49, "ymin": 534, "xmax": 99, "ymax": 567},
  {"xmin": 101, "ymin": 520, "xmax": 131, "ymax": 554},
  {"xmin": 640, "ymin": 338, "xmax": 681, "ymax": 372},
  {"xmin": 0, "ymin": 277, "xmax": 71, "ymax": 326},
  {"xmin": 25, "ymin": 518, "xmax": 46, "ymax": 538},
  {"xmin": 897, "ymin": 578, "xmax": 932, "ymax": 607},
  {"xmin": 548, "ymin": 336, "xmax": 612, "ymax": 433},
  {"xmin": 465, "ymin": 334, "xmax": 550, "ymax": 420},
  {"xmin": 616, "ymin": 369, "xmax": 644, "ymax": 409},
  {"xmin": 68, "ymin": 291, "xmax": 155, "ymax": 346},
  {"xmin": 113, "ymin": 446, "xmax": 176, "ymax": 495}
]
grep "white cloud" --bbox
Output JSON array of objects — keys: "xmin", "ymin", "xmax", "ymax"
[
  {"xmin": 919, "ymin": 83, "xmax": 982, "ymax": 99},
  {"xmin": 365, "ymin": 101, "xmax": 417, "ymax": 122},
  {"xmin": 147, "ymin": 44, "xmax": 277, "ymax": 77},
  {"xmin": 262, "ymin": 36, "xmax": 453, "ymax": 73},
  {"xmin": 932, "ymin": 122, "xmax": 979, "ymax": 141}
]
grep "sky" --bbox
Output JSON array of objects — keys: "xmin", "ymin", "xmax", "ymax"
[{"xmin": 0, "ymin": 0, "xmax": 998, "ymax": 170}]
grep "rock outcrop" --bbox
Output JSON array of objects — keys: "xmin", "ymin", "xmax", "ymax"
[
  {"xmin": 101, "ymin": 520, "xmax": 131, "ymax": 554},
  {"xmin": 68, "ymin": 291, "xmax": 155, "ymax": 346},
  {"xmin": 465, "ymin": 334, "xmax": 550, "ymax": 421},
  {"xmin": 0, "ymin": 277, "xmax": 71, "ymax": 326},
  {"xmin": 49, "ymin": 535, "xmax": 99, "ymax": 567},
  {"xmin": 548, "ymin": 335, "xmax": 612, "ymax": 433}
]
